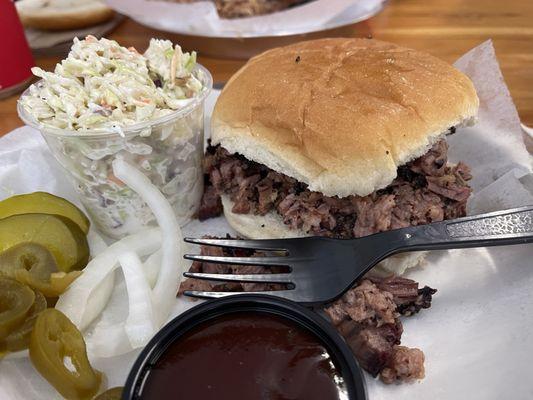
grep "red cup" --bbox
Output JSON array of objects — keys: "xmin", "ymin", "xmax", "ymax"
[{"xmin": 0, "ymin": 0, "xmax": 34, "ymax": 98}]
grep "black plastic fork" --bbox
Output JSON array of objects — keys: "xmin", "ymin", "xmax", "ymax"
[{"xmin": 183, "ymin": 206, "xmax": 533, "ymax": 305}]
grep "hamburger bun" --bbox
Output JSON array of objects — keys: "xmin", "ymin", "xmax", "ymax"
[
  {"xmin": 222, "ymin": 195, "xmax": 426, "ymax": 275},
  {"xmin": 16, "ymin": 0, "xmax": 114, "ymax": 31},
  {"xmin": 211, "ymin": 38, "xmax": 479, "ymax": 198}
]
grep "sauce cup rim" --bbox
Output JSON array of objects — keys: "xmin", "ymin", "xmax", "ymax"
[{"xmin": 122, "ymin": 294, "xmax": 367, "ymax": 400}]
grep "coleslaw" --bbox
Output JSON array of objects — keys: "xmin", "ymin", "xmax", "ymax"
[
  {"xmin": 20, "ymin": 36, "xmax": 205, "ymax": 131},
  {"xmin": 17, "ymin": 36, "xmax": 212, "ymax": 238}
]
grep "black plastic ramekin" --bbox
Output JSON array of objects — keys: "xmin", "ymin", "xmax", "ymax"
[{"xmin": 122, "ymin": 294, "xmax": 367, "ymax": 400}]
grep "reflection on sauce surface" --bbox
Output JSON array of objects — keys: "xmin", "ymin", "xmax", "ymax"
[{"xmin": 141, "ymin": 312, "xmax": 347, "ymax": 400}]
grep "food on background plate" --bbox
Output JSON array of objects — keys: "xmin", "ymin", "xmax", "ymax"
[
  {"xmin": 215, "ymin": 0, "xmax": 310, "ymax": 18},
  {"xmin": 201, "ymin": 37, "xmax": 479, "ymax": 275},
  {"xmin": 168, "ymin": 0, "xmax": 311, "ymax": 19},
  {"xmin": 29, "ymin": 309, "xmax": 102, "ymax": 400},
  {"xmin": 18, "ymin": 36, "xmax": 211, "ymax": 238},
  {"xmin": 179, "ymin": 239, "xmax": 436, "ymax": 384},
  {"xmin": 0, "ymin": 192, "xmax": 90, "ymax": 234},
  {"xmin": 0, "ymin": 213, "xmax": 89, "ymax": 272},
  {"xmin": 16, "ymin": 0, "xmax": 114, "ymax": 31}
]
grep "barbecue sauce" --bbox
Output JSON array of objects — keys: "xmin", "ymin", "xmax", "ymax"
[{"xmin": 140, "ymin": 312, "xmax": 347, "ymax": 400}]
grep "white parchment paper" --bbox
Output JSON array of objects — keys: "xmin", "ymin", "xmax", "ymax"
[
  {"xmin": 104, "ymin": 0, "xmax": 385, "ymax": 37},
  {"xmin": 0, "ymin": 40, "xmax": 532, "ymax": 399}
]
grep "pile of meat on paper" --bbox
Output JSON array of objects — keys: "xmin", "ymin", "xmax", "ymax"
[{"xmin": 179, "ymin": 239, "xmax": 436, "ymax": 384}]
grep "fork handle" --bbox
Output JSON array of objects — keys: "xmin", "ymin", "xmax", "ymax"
[{"xmin": 391, "ymin": 206, "xmax": 533, "ymax": 252}]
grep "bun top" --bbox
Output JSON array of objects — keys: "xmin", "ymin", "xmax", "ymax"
[{"xmin": 211, "ymin": 38, "xmax": 479, "ymax": 197}]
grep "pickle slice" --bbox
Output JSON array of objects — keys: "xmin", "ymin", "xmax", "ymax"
[
  {"xmin": 0, "ymin": 192, "xmax": 90, "ymax": 234},
  {"xmin": 29, "ymin": 309, "xmax": 102, "ymax": 400},
  {"xmin": 0, "ymin": 214, "xmax": 89, "ymax": 272},
  {"xmin": 0, "ymin": 289, "xmax": 46, "ymax": 353},
  {"xmin": 0, "ymin": 243, "xmax": 81, "ymax": 297},
  {"xmin": 0, "ymin": 278, "xmax": 35, "ymax": 340}
]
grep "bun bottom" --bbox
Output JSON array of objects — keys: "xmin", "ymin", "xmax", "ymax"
[{"xmin": 222, "ymin": 195, "xmax": 426, "ymax": 276}]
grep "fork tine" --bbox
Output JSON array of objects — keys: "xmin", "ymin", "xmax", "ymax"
[
  {"xmin": 184, "ymin": 237, "xmax": 288, "ymax": 252},
  {"xmin": 183, "ymin": 289, "xmax": 297, "ymax": 300},
  {"xmin": 183, "ymin": 254, "xmax": 290, "ymax": 266},
  {"xmin": 183, "ymin": 272, "xmax": 292, "ymax": 284}
]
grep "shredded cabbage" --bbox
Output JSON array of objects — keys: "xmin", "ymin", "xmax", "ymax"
[{"xmin": 20, "ymin": 36, "xmax": 204, "ymax": 131}]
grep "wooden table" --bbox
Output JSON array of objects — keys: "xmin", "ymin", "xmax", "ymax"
[{"xmin": 2, "ymin": 0, "xmax": 533, "ymax": 147}]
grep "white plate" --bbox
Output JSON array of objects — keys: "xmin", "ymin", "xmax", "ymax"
[{"xmin": 522, "ymin": 123, "xmax": 533, "ymax": 139}]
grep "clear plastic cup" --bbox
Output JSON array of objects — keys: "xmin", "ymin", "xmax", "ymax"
[{"xmin": 18, "ymin": 65, "xmax": 212, "ymax": 239}]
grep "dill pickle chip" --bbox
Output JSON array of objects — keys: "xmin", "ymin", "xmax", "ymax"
[
  {"xmin": 0, "ymin": 214, "xmax": 89, "ymax": 272},
  {"xmin": 0, "ymin": 242, "xmax": 81, "ymax": 297},
  {"xmin": 29, "ymin": 309, "xmax": 102, "ymax": 400},
  {"xmin": 0, "ymin": 192, "xmax": 90, "ymax": 234},
  {"xmin": 0, "ymin": 278, "xmax": 35, "ymax": 340},
  {"xmin": 0, "ymin": 289, "xmax": 46, "ymax": 353}
]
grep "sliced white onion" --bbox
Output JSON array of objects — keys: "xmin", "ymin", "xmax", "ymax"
[
  {"xmin": 119, "ymin": 252, "xmax": 157, "ymax": 348},
  {"xmin": 86, "ymin": 322, "xmax": 132, "ymax": 358},
  {"xmin": 85, "ymin": 276, "xmax": 132, "ymax": 358},
  {"xmin": 56, "ymin": 227, "xmax": 161, "ymax": 330},
  {"xmin": 112, "ymin": 158, "xmax": 183, "ymax": 326},
  {"xmin": 80, "ymin": 229, "xmax": 118, "ymax": 327},
  {"xmin": 87, "ymin": 229, "xmax": 108, "ymax": 256},
  {"xmin": 143, "ymin": 249, "xmax": 162, "ymax": 289},
  {"xmin": 80, "ymin": 270, "xmax": 116, "ymax": 330}
]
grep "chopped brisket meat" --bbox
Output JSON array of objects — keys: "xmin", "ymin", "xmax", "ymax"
[
  {"xmin": 198, "ymin": 185, "xmax": 223, "ymax": 221},
  {"xmin": 178, "ymin": 276, "xmax": 218, "ymax": 293},
  {"xmin": 380, "ymin": 346, "xmax": 425, "ymax": 384},
  {"xmin": 426, "ymin": 171, "xmax": 471, "ymax": 202},
  {"xmin": 340, "ymin": 321, "xmax": 403, "ymax": 376},
  {"xmin": 177, "ymin": 236, "xmax": 287, "ymax": 296},
  {"xmin": 325, "ymin": 279, "xmax": 398, "ymax": 326},
  {"xmin": 214, "ymin": 0, "xmax": 309, "ymax": 19},
  {"xmin": 352, "ymin": 195, "xmax": 395, "ymax": 237},
  {"xmin": 369, "ymin": 276, "xmax": 437, "ymax": 316},
  {"xmin": 325, "ymin": 277, "xmax": 435, "ymax": 383},
  {"xmin": 410, "ymin": 140, "xmax": 448, "ymax": 177},
  {"xmin": 197, "ymin": 139, "xmax": 472, "ymax": 237},
  {"xmin": 171, "ymin": 0, "xmax": 309, "ymax": 19}
]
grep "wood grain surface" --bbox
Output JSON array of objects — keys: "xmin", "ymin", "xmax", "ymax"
[{"xmin": 1, "ymin": 0, "xmax": 532, "ymax": 151}]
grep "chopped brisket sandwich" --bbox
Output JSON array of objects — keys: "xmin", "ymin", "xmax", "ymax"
[{"xmin": 200, "ymin": 38, "xmax": 479, "ymax": 274}]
